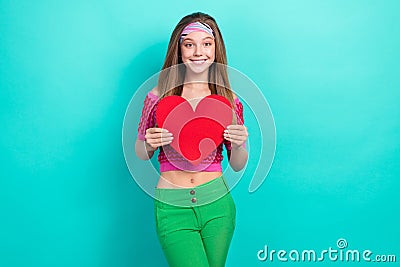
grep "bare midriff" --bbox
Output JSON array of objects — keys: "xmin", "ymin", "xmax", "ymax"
[{"xmin": 156, "ymin": 171, "xmax": 223, "ymax": 188}]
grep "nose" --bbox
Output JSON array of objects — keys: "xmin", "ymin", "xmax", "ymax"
[{"xmin": 194, "ymin": 45, "xmax": 203, "ymax": 56}]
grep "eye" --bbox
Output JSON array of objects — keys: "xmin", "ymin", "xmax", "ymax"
[
  {"xmin": 184, "ymin": 43, "xmax": 193, "ymax": 48},
  {"xmin": 204, "ymin": 42, "xmax": 212, "ymax": 47}
]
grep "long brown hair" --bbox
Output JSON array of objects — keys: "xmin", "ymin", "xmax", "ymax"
[{"xmin": 157, "ymin": 12, "xmax": 237, "ymax": 123}]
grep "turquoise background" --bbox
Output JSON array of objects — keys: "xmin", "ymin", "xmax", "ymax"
[{"xmin": 1, "ymin": 0, "xmax": 399, "ymax": 266}]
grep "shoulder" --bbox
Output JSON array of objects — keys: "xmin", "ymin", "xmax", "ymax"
[
  {"xmin": 141, "ymin": 87, "xmax": 159, "ymax": 109},
  {"xmin": 232, "ymin": 92, "xmax": 238, "ymax": 100},
  {"xmin": 231, "ymin": 92, "xmax": 242, "ymax": 106},
  {"xmin": 147, "ymin": 87, "xmax": 160, "ymax": 100},
  {"xmin": 150, "ymin": 86, "xmax": 160, "ymax": 97}
]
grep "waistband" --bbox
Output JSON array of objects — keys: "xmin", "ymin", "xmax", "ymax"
[{"xmin": 154, "ymin": 175, "xmax": 230, "ymax": 207}]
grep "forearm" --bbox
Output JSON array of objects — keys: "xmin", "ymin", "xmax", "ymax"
[
  {"xmin": 228, "ymin": 145, "xmax": 248, "ymax": 172},
  {"xmin": 135, "ymin": 139, "xmax": 156, "ymax": 160}
]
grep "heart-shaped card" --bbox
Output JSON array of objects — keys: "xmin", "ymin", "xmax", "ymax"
[{"xmin": 156, "ymin": 95, "xmax": 232, "ymax": 166}]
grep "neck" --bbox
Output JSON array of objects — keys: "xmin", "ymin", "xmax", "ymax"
[
  {"xmin": 183, "ymin": 82, "xmax": 210, "ymax": 94},
  {"xmin": 183, "ymin": 67, "xmax": 209, "ymax": 88}
]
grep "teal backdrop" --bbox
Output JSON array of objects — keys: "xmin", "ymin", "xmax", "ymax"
[{"xmin": 1, "ymin": 0, "xmax": 399, "ymax": 266}]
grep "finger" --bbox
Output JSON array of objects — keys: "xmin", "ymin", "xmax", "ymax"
[
  {"xmin": 147, "ymin": 136, "xmax": 174, "ymax": 145},
  {"xmin": 225, "ymin": 126, "xmax": 247, "ymax": 134},
  {"xmin": 146, "ymin": 128, "xmax": 170, "ymax": 134},
  {"xmin": 159, "ymin": 136, "xmax": 174, "ymax": 143},
  {"xmin": 226, "ymin": 125, "xmax": 246, "ymax": 130},
  {"xmin": 146, "ymin": 132, "xmax": 173, "ymax": 140},
  {"xmin": 224, "ymin": 131, "xmax": 248, "ymax": 139},
  {"xmin": 147, "ymin": 138, "xmax": 173, "ymax": 148},
  {"xmin": 224, "ymin": 134, "xmax": 246, "ymax": 143},
  {"xmin": 224, "ymin": 134, "xmax": 244, "ymax": 141},
  {"xmin": 224, "ymin": 129, "xmax": 247, "ymax": 136}
]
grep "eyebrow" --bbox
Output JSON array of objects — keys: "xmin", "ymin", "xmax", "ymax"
[{"xmin": 183, "ymin": 37, "xmax": 214, "ymax": 41}]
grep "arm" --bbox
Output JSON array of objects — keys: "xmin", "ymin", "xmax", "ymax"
[
  {"xmin": 135, "ymin": 128, "xmax": 173, "ymax": 160},
  {"xmin": 135, "ymin": 89, "xmax": 173, "ymax": 160},
  {"xmin": 224, "ymin": 96, "xmax": 249, "ymax": 171},
  {"xmin": 135, "ymin": 139, "xmax": 156, "ymax": 160},
  {"xmin": 224, "ymin": 125, "xmax": 248, "ymax": 171}
]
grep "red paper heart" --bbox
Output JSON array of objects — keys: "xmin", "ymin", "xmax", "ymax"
[{"xmin": 156, "ymin": 95, "xmax": 232, "ymax": 166}]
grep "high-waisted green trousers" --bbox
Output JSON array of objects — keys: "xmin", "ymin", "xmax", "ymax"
[{"xmin": 154, "ymin": 175, "xmax": 236, "ymax": 267}]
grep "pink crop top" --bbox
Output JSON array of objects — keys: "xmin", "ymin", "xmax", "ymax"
[{"xmin": 137, "ymin": 91, "xmax": 245, "ymax": 172}]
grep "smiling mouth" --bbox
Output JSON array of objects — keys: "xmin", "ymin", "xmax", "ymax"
[{"xmin": 190, "ymin": 59, "xmax": 207, "ymax": 65}]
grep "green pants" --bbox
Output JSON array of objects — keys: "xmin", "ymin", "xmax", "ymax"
[{"xmin": 154, "ymin": 175, "xmax": 236, "ymax": 267}]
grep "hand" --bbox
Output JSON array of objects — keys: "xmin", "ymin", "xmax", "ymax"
[
  {"xmin": 144, "ymin": 128, "xmax": 173, "ymax": 151},
  {"xmin": 223, "ymin": 125, "xmax": 248, "ymax": 149}
]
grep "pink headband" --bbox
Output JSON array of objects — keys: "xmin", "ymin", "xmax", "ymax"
[{"xmin": 179, "ymin": 21, "xmax": 214, "ymax": 44}]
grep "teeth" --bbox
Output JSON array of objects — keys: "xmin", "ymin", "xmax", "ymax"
[{"xmin": 191, "ymin": 60, "xmax": 206, "ymax": 65}]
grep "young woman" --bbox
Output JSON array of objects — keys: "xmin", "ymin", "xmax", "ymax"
[{"xmin": 135, "ymin": 12, "xmax": 248, "ymax": 267}]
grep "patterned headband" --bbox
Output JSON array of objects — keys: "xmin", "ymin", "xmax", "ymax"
[{"xmin": 179, "ymin": 21, "xmax": 214, "ymax": 44}]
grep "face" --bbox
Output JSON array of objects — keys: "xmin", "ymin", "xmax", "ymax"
[{"xmin": 180, "ymin": 31, "xmax": 215, "ymax": 74}]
